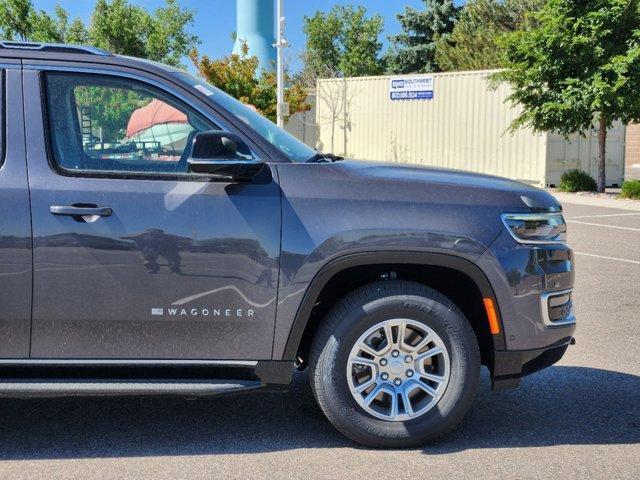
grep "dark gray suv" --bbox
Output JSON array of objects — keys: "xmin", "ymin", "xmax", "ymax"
[{"xmin": 0, "ymin": 42, "xmax": 576, "ymax": 448}]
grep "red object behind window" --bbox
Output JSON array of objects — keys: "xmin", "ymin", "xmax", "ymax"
[{"xmin": 126, "ymin": 99, "xmax": 188, "ymax": 137}]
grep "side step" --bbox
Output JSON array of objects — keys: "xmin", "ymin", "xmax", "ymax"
[{"xmin": 0, "ymin": 379, "xmax": 264, "ymax": 398}]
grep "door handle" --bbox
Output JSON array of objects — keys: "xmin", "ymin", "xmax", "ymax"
[{"xmin": 50, "ymin": 205, "xmax": 113, "ymax": 217}]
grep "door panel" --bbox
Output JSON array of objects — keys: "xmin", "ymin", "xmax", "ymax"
[
  {"xmin": 23, "ymin": 68, "xmax": 281, "ymax": 360},
  {"xmin": 0, "ymin": 66, "xmax": 32, "ymax": 358}
]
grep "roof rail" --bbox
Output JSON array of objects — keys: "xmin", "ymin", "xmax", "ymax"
[{"xmin": 0, "ymin": 41, "xmax": 111, "ymax": 56}]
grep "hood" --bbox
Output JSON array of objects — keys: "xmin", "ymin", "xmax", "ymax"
[{"xmin": 331, "ymin": 159, "xmax": 561, "ymax": 213}]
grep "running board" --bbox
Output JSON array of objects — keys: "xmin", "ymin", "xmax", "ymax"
[{"xmin": 0, "ymin": 379, "xmax": 264, "ymax": 398}]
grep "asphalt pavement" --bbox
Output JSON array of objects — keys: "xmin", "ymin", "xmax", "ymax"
[{"xmin": 0, "ymin": 200, "xmax": 638, "ymax": 479}]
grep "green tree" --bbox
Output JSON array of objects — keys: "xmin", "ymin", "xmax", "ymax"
[
  {"xmin": 89, "ymin": 0, "xmax": 197, "ymax": 68},
  {"xmin": 385, "ymin": 0, "xmax": 458, "ymax": 74},
  {"xmin": 434, "ymin": 0, "xmax": 542, "ymax": 71},
  {"xmin": 29, "ymin": 5, "xmax": 89, "ymax": 43},
  {"xmin": 89, "ymin": 0, "xmax": 150, "ymax": 59},
  {"xmin": 492, "ymin": 0, "xmax": 640, "ymax": 192},
  {"xmin": 190, "ymin": 43, "xmax": 309, "ymax": 123},
  {"xmin": 0, "ymin": 0, "xmax": 33, "ymax": 40},
  {"xmin": 0, "ymin": 0, "xmax": 197, "ymax": 68},
  {"xmin": 65, "ymin": 17, "xmax": 90, "ymax": 44},
  {"xmin": 75, "ymin": 86, "xmax": 147, "ymax": 142},
  {"xmin": 302, "ymin": 5, "xmax": 384, "ymax": 81},
  {"xmin": 0, "ymin": 0, "xmax": 87, "ymax": 42},
  {"xmin": 146, "ymin": 0, "xmax": 198, "ymax": 68}
]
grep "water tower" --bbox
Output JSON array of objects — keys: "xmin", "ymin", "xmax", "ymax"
[{"xmin": 233, "ymin": 0, "xmax": 276, "ymax": 73}]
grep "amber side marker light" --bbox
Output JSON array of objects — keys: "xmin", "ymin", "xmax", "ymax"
[{"xmin": 483, "ymin": 298, "xmax": 501, "ymax": 335}]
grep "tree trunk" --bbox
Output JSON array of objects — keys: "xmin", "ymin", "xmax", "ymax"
[
  {"xmin": 330, "ymin": 118, "xmax": 335, "ymax": 153},
  {"xmin": 597, "ymin": 116, "xmax": 607, "ymax": 193},
  {"xmin": 342, "ymin": 78, "xmax": 348, "ymax": 157}
]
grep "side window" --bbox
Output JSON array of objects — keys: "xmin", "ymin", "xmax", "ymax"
[{"xmin": 44, "ymin": 72, "xmax": 218, "ymax": 175}]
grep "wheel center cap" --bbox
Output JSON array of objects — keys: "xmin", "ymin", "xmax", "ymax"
[{"xmin": 388, "ymin": 359, "xmax": 404, "ymax": 376}]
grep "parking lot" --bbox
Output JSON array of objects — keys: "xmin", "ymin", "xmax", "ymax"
[{"xmin": 0, "ymin": 199, "xmax": 638, "ymax": 480}]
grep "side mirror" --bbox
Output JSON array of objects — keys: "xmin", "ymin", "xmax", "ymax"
[{"xmin": 187, "ymin": 130, "xmax": 270, "ymax": 182}]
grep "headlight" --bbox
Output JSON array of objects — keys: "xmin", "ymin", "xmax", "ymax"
[{"xmin": 501, "ymin": 213, "xmax": 567, "ymax": 244}]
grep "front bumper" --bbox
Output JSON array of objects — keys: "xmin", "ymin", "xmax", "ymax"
[
  {"xmin": 477, "ymin": 228, "xmax": 576, "ymax": 388},
  {"xmin": 479, "ymin": 229, "xmax": 576, "ymax": 351},
  {"xmin": 491, "ymin": 336, "xmax": 575, "ymax": 390}
]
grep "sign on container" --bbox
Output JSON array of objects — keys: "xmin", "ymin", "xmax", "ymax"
[{"xmin": 389, "ymin": 76, "xmax": 434, "ymax": 101}]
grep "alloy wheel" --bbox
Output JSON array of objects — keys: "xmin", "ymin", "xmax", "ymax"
[{"xmin": 346, "ymin": 318, "xmax": 450, "ymax": 422}]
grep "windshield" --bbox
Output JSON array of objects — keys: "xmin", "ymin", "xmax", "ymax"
[{"xmin": 171, "ymin": 71, "xmax": 316, "ymax": 163}]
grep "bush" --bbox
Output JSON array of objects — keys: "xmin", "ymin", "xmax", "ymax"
[
  {"xmin": 558, "ymin": 169, "xmax": 597, "ymax": 192},
  {"xmin": 620, "ymin": 180, "xmax": 640, "ymax": 199}
]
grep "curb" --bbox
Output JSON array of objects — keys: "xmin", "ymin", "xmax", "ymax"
[{"xmin": 546, "ymin": 190, "xmax": 640, "ymax": 211}]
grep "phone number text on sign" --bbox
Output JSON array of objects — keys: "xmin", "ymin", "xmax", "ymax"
[{"xmin": 389, "ymin": 76, "xmax": 434, "ymax": 101}]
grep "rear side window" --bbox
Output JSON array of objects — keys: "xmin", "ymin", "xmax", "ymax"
[{"xmin": 44, "ymin": 72, "xmax": 217, "ymax": 176}]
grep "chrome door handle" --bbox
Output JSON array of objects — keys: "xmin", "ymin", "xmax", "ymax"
[{"xmin": 50, "ymin": 205, "xmax": 113, "ymax": 217}]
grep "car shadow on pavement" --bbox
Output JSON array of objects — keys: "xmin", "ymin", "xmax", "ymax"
[
  {"xmin": 426, "ymin": 365, "xmax": 640, "ymax": 454},
  {"xmin": 0, "ymin": 365, "xmax": 637, "ymax": 459}
]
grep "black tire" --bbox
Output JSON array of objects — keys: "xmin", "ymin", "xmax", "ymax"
[{"xmin": 308, "ymin": 280, "xmax": 480, "ymax": 448}]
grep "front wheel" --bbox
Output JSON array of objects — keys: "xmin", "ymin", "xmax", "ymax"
[{"xmin": 309, "ymin": 280, "xmax": 480, "ymax": 448}]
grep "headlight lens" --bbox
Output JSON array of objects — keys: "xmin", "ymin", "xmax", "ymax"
[{"xmin": 501, "ymin": 213, "xmax": 566, "ymax": 244}]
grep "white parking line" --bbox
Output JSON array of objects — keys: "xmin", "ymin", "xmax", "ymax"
[
  {"xmin": 566, "ymin": 220, "xmax": 640, "ymax": 232},
  {"xmin": 575, "ymin": 252, "xmax": 640, "ymax": 265},
  {"xmin": 567, "ymin": 212, "xmax": 640, "ymax": 219}
]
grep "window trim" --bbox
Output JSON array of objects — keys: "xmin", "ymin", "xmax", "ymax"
[
  {"xmin": 39, "ymin": 67, "xmax": 268, "ymax": 182},
  {"xmin": 0, "ymin": 69, "xmax": 5, "ymax": 169}
]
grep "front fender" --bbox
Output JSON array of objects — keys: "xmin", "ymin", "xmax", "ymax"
[{"xmin": 273, "ymin": 249, "xmax": 507, "ymax": 361}]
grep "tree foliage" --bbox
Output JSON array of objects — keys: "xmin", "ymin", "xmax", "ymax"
[
  {"xmin": 74, "ymin": 86, "xmax": 147, "ymax": 142},
  {"xmin": 0, "ymin": 0, "xmax": 85, "ymax": 42},
  {"xmin": 385, "ymin": 0, "xmax": 458, "ymax": 74},
  {"xmin": 0, "ymin": 0, "xmax": 33, "ymax": 40},
  {"xmin": 558, "ymin": 169, "xmax": 598, "ymax": 192},
  {"xmin": 89, "ymin": 0, "xmax": 198, "ymax": 68},
  {"xmin": 191, "ymin": 43, "xmax": 309, "ymax": 124},
  {"xmin": 0, "ymin": 0, "xmax": 197, "ymax": 68},
  {"xmin": 434, "ymin": 0, "xmax": 543, "ymax": 71},
  {"xmin": 89, "ymin": 0, "xmax": 150, "ymax": 59},
  {"xmin": 302, "ymin": 5, "xmax": 384, "ymax": 81},
  {"xmin": 621, "ymin": 180, "xmax": 640, "ymax": 199},
  {"xmin": 492, "ymin": 0, "xmax": 640, "ymax": 192}
]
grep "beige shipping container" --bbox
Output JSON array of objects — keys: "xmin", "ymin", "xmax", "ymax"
[
  {"xmin": 314, "ymin": 70, "xmax": 625, "ymax": 187},
  {"xmin": 624, "ymin": 123, "xmax": 640, "ymax": 180}
]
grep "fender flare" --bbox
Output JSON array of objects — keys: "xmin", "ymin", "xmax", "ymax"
[{"xmin": 281, "ymin": 251, "xmax": 506, "ymax": 360}]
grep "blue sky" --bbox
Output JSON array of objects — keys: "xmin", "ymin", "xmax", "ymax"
[{"xmin": 35, "ymin": 0, "xmax": 430, "ymax": 71}]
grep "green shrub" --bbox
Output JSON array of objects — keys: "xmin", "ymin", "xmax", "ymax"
[
  {"xmin": 558, "ymin": 169, "xmax": 597, "ymax": 192},
  {"xmin": 620, "ymin": 180, "xmax": 640, "ymax": 199}
]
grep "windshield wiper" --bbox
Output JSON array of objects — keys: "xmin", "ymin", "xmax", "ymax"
[{"xmin": 306, "ymin": 151, "xmax": 344, "ymax": 163}]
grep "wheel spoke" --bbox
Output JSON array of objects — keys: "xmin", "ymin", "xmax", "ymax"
[
  {"xmin": 357, "ymin": 341, "xmax": 380, "ymax": 358},
  {"xmin": 415, "ymin": 381, "xmax": 438, "ymax": 398},
  {"xmin": 389, "ymin": 392, "xmax": 399, "ymax": 419},
  {"xmin": 397, "ymin": 321, "xmax": 408, "ymax": 350},
  {"xmin": 350, "ymin": 356, "xmax": 377, "ymax": 368},
  {"xmin": 354, "ymin": 377, "xmax": 377, "ymax": 394},
  {"xmin": 408, "ymin": 334, "xmax": 433, "ymax": 353},
  {"xmin": 381, "ymin": 324, "xmax": 394, "ymax": 354},
  {"xmin": 363, "ymin": 384, "xmax": 384, "ymax": 406},
  {"xmin": 417, "ymin": 346, "xmax": 444, "ymax": 362},
  {"xmin": 401, "ymin": 389, "xmax": 414, "ymax": 417},
  {"xmin": 422, "ymin": 372, "xmax": 446, "ymax": 384}
]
